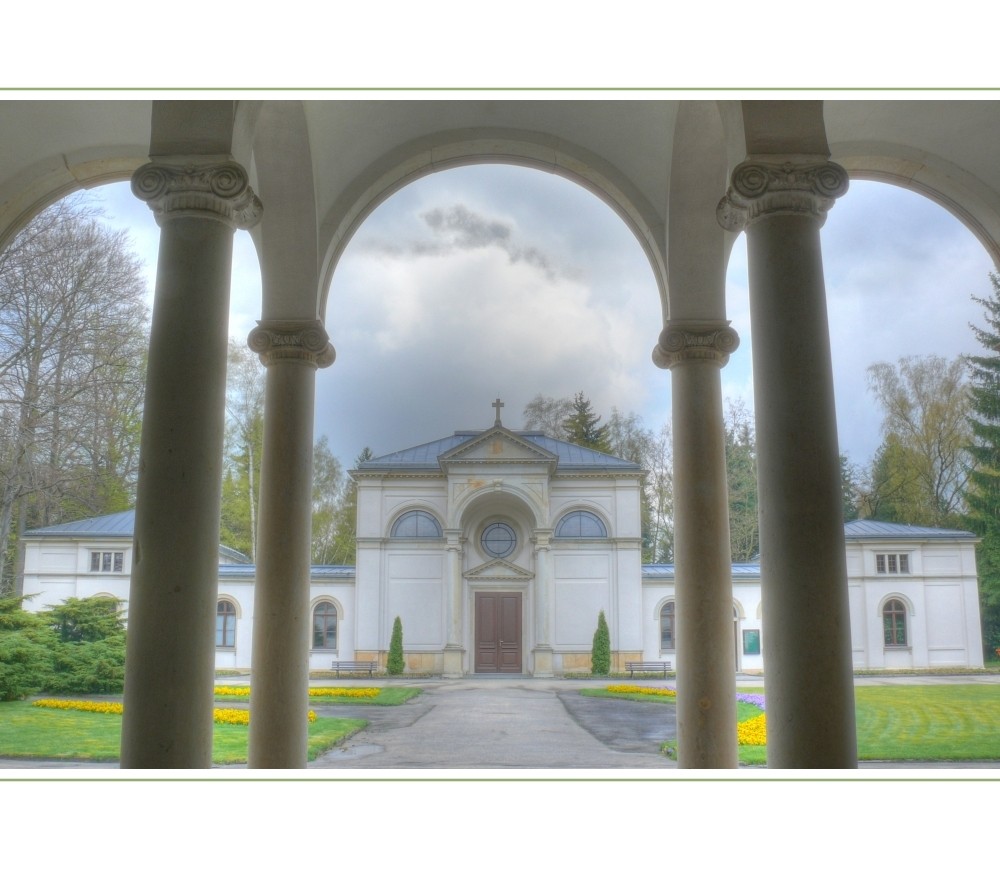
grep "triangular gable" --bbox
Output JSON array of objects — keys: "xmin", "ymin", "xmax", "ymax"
[
  {"xmin": 464, "ymin": 558, "xmax": 534, "ymax": 580},
  {"xmin": 438, "ymin": 426, "xmax": 557, "ymax": 469}
]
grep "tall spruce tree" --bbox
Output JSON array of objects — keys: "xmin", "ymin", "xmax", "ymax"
[
  {"xmin": 561, "ymin": 392, "xmax": 612, "ymax": 453},
  {"xmin": 966, "ymin": 273, "xmax": 1000, "ymax": 659}
]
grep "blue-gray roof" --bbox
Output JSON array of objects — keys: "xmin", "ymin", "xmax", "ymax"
[
  {"xmin": 218, "ymin": 564, "xmax": 356, "ymax": 579},
  {"xmin": 25, "ymin": 509, "xmax": 253, "ymax": 564},
  {"xmin": 24, "ymin": 509, "xmax": 138, "ymax": 538},
  {"xmin": 643, "ymin": 563, "xmax": 761, "ymax": 579},
  {"xmin": 843, "ymin": 519, "xmax": 976, "ymax": 540},
  {"xmin": 359, "ymin": 429, "xmax": 642, "ymax": 473}
]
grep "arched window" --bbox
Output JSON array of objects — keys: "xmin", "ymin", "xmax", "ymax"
[
  {"xmin": 390, "ymin": 510, "xmax": 443, "ymax": 538},
  {"xmin": 216, "ymin": 600, "xmax": 237, "ymax": 648},
  {"xmin": 659, "ymin": 601, "xmax": 675, "ymax": 651},
  {"xmin": 313, "ymin": 601, "xmax": 338, "ymax": 650},
  {"xmin": 555, "ymin": 510, "xmax": 608, "ymax": 538},
  {"xmin": 883, "ymin": 598, "xmax": 907, "ymax": 647}
]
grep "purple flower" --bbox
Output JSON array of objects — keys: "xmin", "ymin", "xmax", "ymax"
[{"xmin": 736, "ymin": 692, "xmax": 766, "ymax": 710}]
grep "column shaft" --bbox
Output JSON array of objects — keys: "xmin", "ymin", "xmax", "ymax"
[
  {"xmin": 657, "ymin": 324, "xmax": 739, "ymax": 768},
  {"xmin": 121, "ymin": 217, "xmax": 236, "ymax": 768},
  {"xmin": 247, "ymin": 322, "xmax": 333, "ymax": 769},
  {"xmin": 746, "ymin": 214, "xmax": 857, "ymax": 768}
]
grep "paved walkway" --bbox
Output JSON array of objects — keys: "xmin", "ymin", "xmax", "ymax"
[{"xmin": 311, "ymin": 678, "xmax": 674, "ymax": 769}]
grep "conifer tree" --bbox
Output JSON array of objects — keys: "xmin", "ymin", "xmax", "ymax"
[
  {"xmin": 965, "ymin": 273, "xmax": 1000, "ymax": 659},
  {"xmin": 561, "ymin": 392, "xmax": 612, "ymax": 453},
  {"xmin": 591, "ymin": 609, "xmax": 611, "ymax": 675},
  {"xmin": 387, "ymin": 615, "xmax": 405, "ymax": 675}
]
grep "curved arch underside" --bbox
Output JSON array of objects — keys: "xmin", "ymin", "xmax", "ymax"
[{"xmin": 2, "ymin": 100, "xmax": 1000, "ymax": 322}]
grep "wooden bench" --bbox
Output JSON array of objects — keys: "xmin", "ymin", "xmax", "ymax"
[
  {"xmin": 329, "ymin": 661, "xmax": 377, "ymax": 678},
  {"xmin": 625, "ymin": 661, "xmax": 672, "ymax": 678}
]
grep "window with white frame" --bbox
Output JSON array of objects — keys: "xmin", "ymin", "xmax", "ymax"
[
  {"xmin": 312, "ymin": 601, "xmax": 338, "ymax": 650},
  {"xmin": 659, "ymin": 601, "xmax": 675, "ymax": 651},
  {"xmin": 216, "ymin": 600, "xmax": 237, "ymax": 648},
  {"xmin": 90, "ymin": 551, "xmax": 124, "ymax": 573},
  {"xmin": 390, "ymin": 510, "xmax": 443, "ymax": 538},
  {"xmin": 876, "ymin": 552, "xmax": 910, "ymax": 574},
  {"xmin": 555, "ymin": 510, "xmax": 608, "ymax": 538},
  {"xmin": 883, "ymin": 598, "xmax": 908, "ymax": 647}
]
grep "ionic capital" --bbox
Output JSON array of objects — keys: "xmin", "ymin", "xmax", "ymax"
[
  {"xmin": 131, "ymin": 160, "xmax": 262, "ymax": 229},
  {"xmin": 717, "ymin": 158, "xmax": 849, "ymax": 232},
  {"xmin": 653, "ymin": 322, "xmax": 739, "ymax": 369},
  {"xmin": 248, "ymin": 320, "xmax": 336, "ymax": 368}
]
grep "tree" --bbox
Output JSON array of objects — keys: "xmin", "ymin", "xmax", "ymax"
[
  {"xmin": 522, "ymin": 393, "xmax": 573, "ymax": 437},
  {"xmin": 317, "ymin": 446, "xmax": 372, "ymax": 565},
  {"xmin": 866, "ymin": 355, "xmax": 971, "ymax": 526},
  {"xmin": 591, "ymin": 609, "xmax": 611, "ymax": 675},
  {"xmin": 561, "ymin": 392, "xmax": 612, "ymax": 453},
  {"xmin": 219, "ymin": 340, "xmax": 266, "ymax": 559},
  {"xmin": 0, "ymin": 198, "xmax": 148, "ymax": 595},
  {"xmin": 311, "ymin": 436, "xmax": 345, "ymax": 564},
  {"xmin": 725, "ymin": 400, "xmax": 759, "ymax": 562},
  {"xmin": 965, "ymin": 274, "xmax": 1000, "ymax": 657},
  {"xmin": 387, "ymin": 615, "xmax": 404, "ymax": 675}
]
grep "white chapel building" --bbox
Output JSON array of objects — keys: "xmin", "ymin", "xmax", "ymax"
[{"xmin": 21, "ymin": 417, "xmax": 985, "ymax": 675}]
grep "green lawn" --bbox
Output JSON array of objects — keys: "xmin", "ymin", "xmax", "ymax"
[
  {"xmin": 589, "ymin": 683, "xmax": 1000, "ymax": 765},
  {"xmin": 0, "ymin": 703, "xmax": 366, "ymax": 764}
]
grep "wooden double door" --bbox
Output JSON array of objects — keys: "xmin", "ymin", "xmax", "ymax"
[{"xmin": 474, "ymin": 591, "xmax": 522, "ymax": 673}]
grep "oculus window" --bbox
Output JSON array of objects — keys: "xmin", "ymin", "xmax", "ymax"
[{"xmin": 481, "ymin": 522, "xmax": 516, "ymax": 559}]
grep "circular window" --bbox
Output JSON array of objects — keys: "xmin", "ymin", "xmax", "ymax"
[{"xmin": 481, "ymin": 522, "xmax": 516, "ymax": 559}]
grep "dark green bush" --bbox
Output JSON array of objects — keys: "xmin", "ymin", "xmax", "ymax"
[
  {"xmin": 387, "ymin": 615, "xmax": 405, "ymax": 675},
  {"xmin": 591, "ymin": 609, "xmax": 611, "ymax": 675}
]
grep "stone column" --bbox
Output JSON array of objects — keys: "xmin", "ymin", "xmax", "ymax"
[
  {"xmin": 443, "ymin": 530, "xmax": 464, "ymax": 676},
  {"xmin": 654, "ymin": 324, "xmax": 740, "ymax": 768},
  {"xmin": 532, "ymin": 530, "xmax": 554, "ymax": 677},
  {"xmin": 246, "ymin": 320, "xmax": 334, "ymax": 769},
  {"xmin": 719, "ymin": 158, "xmax": 857, "ymax": 768},
  {"xmin": 121, "ymin": 161, "xmax": 261, "ymax": 768}
]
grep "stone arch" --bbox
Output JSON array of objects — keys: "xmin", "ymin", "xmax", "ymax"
[
  {"xmin": 451, "ymin": 481, "xmax": 546, "ymax": 531},
  {"xmin": 315, "ymin": 127, "xmax": 668, "ymax": 320}
]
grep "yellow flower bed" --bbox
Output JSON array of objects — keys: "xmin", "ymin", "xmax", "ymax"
[
  {"xmin": 308, "ymin": 687, "xmax": 380, "ymax": 699},
  {"xmin": 213, "ymin": 686, "xmax": 380, "ymax": 700},
  {"xmin": 32, "ymin": 698, "xmax": 317, "ymax": 726},
  {"xmin": 214, "ymin": 685, "xmax": 251, "ymax": 697},
  {"xmin": 33, "ymin": 699, "xmax": 123, "ymax": 715},
  {"xmin": 737, "ymin": 713, "xmax": 767, "ymax": 746},
  {"xmin": 606, "ymin": 684, "xmax": 677, "ymax": 698}
]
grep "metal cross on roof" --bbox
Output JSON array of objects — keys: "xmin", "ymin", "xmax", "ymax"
[{"xmin": 492, "ymin": 397, "xmax": 504, "ymax": 426}]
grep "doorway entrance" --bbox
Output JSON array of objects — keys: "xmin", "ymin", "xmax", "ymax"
[{"xmin": 474, "ymin": 591, "xmax": 522, "ymax": 673}]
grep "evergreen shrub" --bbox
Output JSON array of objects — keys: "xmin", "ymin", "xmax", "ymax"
[
  {"xmin": 591, "ymin": 609, "xmax": 611, "ymax": 675},
  {"xmin": 387, "ymin": 615, "xmax": 405, "ymax": 675}
]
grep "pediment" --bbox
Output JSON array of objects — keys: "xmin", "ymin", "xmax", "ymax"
[
  {"xmin": 464, "ymin": 558, "xmax": 534, "ymax": 580},
  {"xmin": 439, "ymin": 427, "xmax": 557, "ymax": 468}
]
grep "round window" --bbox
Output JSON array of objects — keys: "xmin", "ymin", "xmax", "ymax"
[{"xmin": 481, "ymin": 522, "xmax": 516, "ymax": 559}]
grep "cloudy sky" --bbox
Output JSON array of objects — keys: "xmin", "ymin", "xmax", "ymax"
[{"xmin": 88, "ymin": 163, "xmax": 995, "ymax": 471}]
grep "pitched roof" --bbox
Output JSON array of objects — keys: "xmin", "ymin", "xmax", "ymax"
[
  {"xmin": 24, "ymin": 509, "xmax": 253, "ymax": 564},
  {"xmin": 358, "ymin": 428, "xmax": 642, "ymax": 473},
  {"xmin": 23, "ymin": 509, "xmax": 137, "ymax": 538},
  {"xmin": 843, "ymin": 519, "xmax": 977, "ymax": 540}
]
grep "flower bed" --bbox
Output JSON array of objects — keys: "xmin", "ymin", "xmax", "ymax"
[
  {"xmin": 737, "ymin": 713, "xmax": 767, "ymax": 746},
  {"xmin": 606, "ymin": 684, "xmax": 677, "ymax": 697},
  {"xmin": 214, "ymin": 686, "xmax": 381, "ymax": 700},
  {"xmin": 32, "ymin": 698, "xmax": 317, "ymax": 725}
]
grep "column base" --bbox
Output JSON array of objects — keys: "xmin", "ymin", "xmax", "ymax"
[
  {"xmin": 442, "ymin": 646, "xmax": 465, "ymax": 678},
  {"xmin": 532, "ymin": 646, "xmax": 554, "ymax": 678}
]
